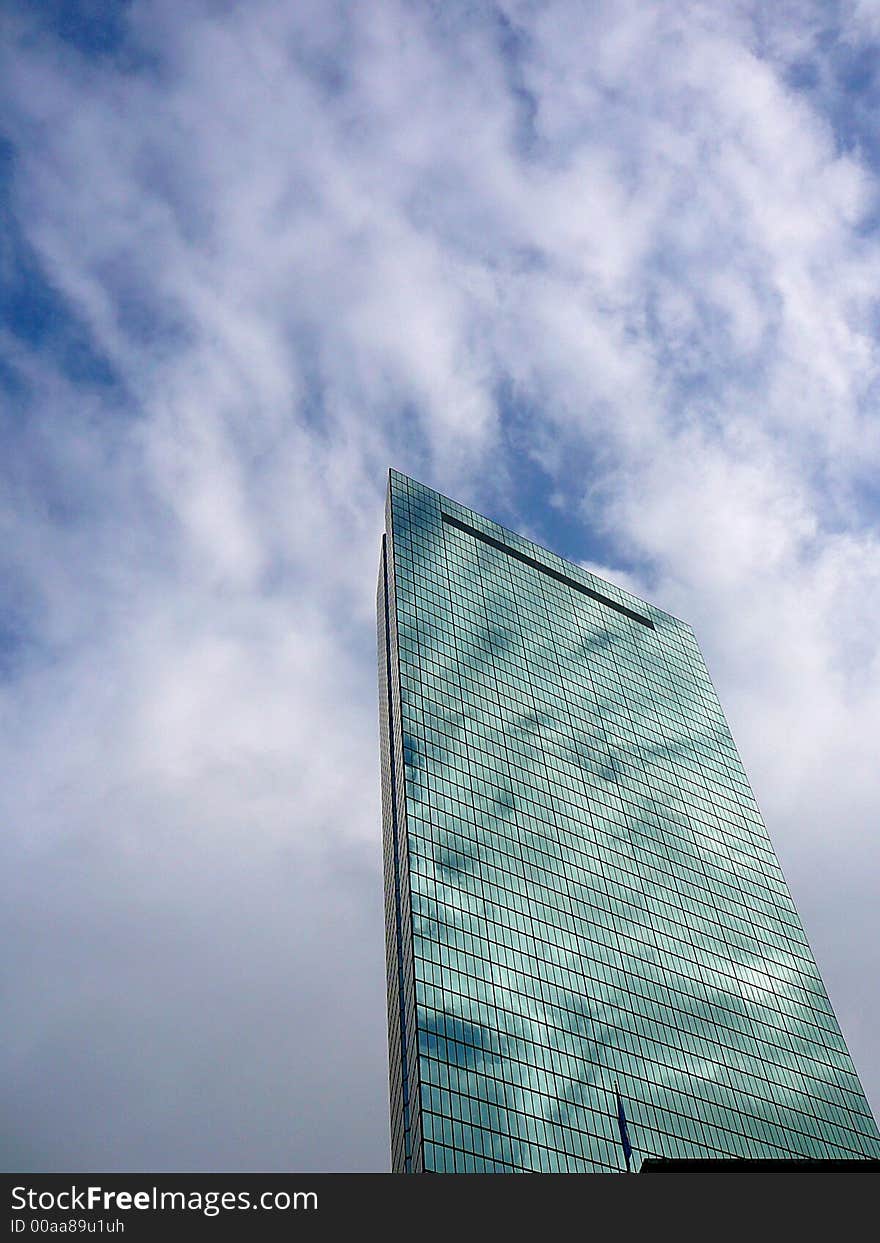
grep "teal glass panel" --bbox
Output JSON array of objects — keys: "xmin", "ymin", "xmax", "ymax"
[{"xmin": 379, "ymin": 470, "xmax": 880, "ymax": 1173}]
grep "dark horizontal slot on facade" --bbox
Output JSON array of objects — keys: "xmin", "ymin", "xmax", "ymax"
[{"xmin": 441, "ymin": 513, "xmax": 655, "ymax": 629}]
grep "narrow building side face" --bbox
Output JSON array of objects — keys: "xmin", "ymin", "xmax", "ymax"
[{"xmin": 378, "ymin": 470, "xmax": 880, "ymax": 1173}]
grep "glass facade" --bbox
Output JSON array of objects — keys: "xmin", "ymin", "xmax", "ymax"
[{"xmin": 378, "ymin": 469, "xmax": 880, "ymax": 1173}]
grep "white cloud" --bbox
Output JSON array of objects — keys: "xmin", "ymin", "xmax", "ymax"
[{"xmin": 2, "ymin": 0, "xmax": 880, "ymax": 1166}]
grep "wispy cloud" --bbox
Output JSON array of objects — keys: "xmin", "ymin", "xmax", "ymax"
[{"xmin": 2, "ymin": 0, "xmax": 879, "ymax": 1168}]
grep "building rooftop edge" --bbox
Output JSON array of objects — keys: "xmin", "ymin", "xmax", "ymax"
[{"xmin": 386, "ymin": 467, "xmax": 689, "ymax": 631}]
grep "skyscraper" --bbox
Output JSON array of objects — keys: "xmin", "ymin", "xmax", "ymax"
[{"xmin": 377, "ymin": 469, "xmax": 880, "ymax": 1173}]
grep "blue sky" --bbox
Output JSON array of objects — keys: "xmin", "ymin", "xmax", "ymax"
[{"xmin": 2, "ymin": 0, "xmax": 880, "ymax": 1170}]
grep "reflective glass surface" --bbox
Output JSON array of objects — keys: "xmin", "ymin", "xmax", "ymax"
[{"xmin": 378, "ymin": 470, "xmax": 880, "ymax": 1173}]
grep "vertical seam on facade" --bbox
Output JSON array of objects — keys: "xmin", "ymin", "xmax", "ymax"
[{"xmin": 382, "ymin": 533, "xmax": 412, "ymax": 1172}]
